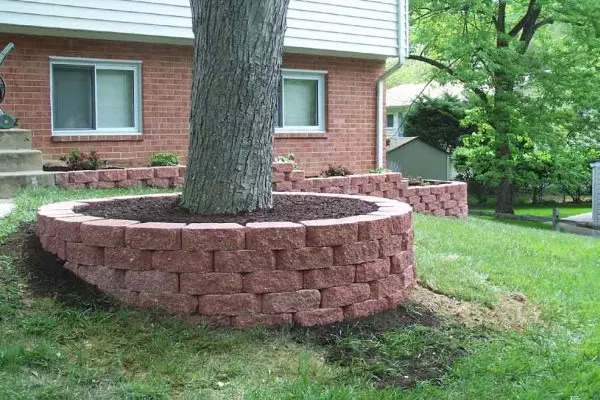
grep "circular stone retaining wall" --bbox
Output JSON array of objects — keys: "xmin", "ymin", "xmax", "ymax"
[{"xmin": 36, "ymin": 193, "xmax": 416, "ymax": 328}]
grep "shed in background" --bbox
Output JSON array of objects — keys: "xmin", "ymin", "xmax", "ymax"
[{"xmin": 386, "ymin": 136, "xmax": 452, "ymax": 181}]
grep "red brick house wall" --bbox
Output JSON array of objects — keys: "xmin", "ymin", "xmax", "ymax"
[{"xmin": 0, "ymin": 34, "xmax": 384, "ymax": 176}]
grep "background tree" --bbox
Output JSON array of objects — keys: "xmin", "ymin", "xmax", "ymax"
[
  {"xmin": 408, "ymin": 0, "xmax": 600, "ymax": 213},
  {"xmin": 181, "ymin": 0, "xmax": 290, "ymax": 214},
  {"xmin": 404, "ymin": 94, "xmax": 474, "ymax": 153}
]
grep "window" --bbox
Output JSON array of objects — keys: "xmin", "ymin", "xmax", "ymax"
[
  {"xmin": 50, "ymin": 58, "xmax": 141, "ymax": 135},
  {"xmin": 387, "ymin": 114, "xmax": 395, "ymax": 128},
  {"xmin": 276, "ymin": 70, "xmax": 325, "ymax": 132}
]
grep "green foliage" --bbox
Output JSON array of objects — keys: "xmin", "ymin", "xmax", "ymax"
[
  {"xmin": 405, "ymin": 94, "xmax": 475, "ymax": 152},
  {"xmin": 370, "ymin": 167, "xmax": 391, "ymax": 174},
  {"xmin": 409, "ymin": 0, "xmax": 600, "ymax": 211},
  {"xmin": 407, "ymin": 176, "xmax": 427, "ymax": 186},
  {"xmin": 274, "ymin": 153, "xmax": 298, "ymax": 170},
  {"xmin": 322, "ymin": 165, "xmax": 352, "ymax": 177},
  {"xmin": 149, "ymin": 152, "xmax": 179, "ymax": 167},
  {"xmin": 59, "ymin": 150, "xmax": 105, "ymax": 171},
  {"xmin": 386, "ymin": 58, "xmax": 434, "ymax": 87}
]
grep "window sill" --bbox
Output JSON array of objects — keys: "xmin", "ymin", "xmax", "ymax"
[
  {"xmin": 51, "ymin": 134, "xmax": 143, "ymax": 143},
  {"xmin": 275, "ymin": 132, "xmax": 327, "ymax": 139}
]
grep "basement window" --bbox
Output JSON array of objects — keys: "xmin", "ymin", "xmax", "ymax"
[
  {"xmin": 50, "ymin": 57, "xmax": 142, "ymax": 135},
  {"xmin": 276, "ymin": 69, "xmax": 326, "ymax": 132}
]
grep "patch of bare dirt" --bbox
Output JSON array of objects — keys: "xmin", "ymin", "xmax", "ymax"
[{"xmin": 409, "ymin": 285, "xmax": 541, "ymax": 332}]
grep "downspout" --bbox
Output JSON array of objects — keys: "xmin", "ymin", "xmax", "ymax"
[{"xmin": 376, "ymin": 0, "xmax": 408, "ymax": 169}]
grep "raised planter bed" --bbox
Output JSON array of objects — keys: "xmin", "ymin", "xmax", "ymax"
[
  {"xmin": 37, "ymin": 193, "xmax": 416, "ymax": 328},
  {"xmin": 53, "ymin": 162, "xmax": 468, "ymax": 218}
]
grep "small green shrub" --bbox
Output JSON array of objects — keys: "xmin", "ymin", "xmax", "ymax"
[
  {"xmin": 274, "ymin": 153, "xmax": 298, "ymax": 169},
  {"xmin": 323, "ymin": 165, "xmax": 352, "ymax": 177},
  {"xmin": 149, "ymin": 152, "xmax": 179, "ymax": 167},
  {"xmin": 407, "ymin": 176, "xmax": 427, "ymax": 186},
  {"xmin": 370, "ymin": 167, "xmax": 391, "ymax": 174},
  {"xmin": 59, "ymin": 150, "xmax": 105, "ymax": 171}
]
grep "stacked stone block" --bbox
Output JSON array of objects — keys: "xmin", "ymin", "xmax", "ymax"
[{"xmin": 37, "ymin": 193, "xmax": 416, "ymax": 327}]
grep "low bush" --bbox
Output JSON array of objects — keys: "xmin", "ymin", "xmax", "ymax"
[
  {"xmin": 274, "ymin": 153, "xmax": 298, "ymax": 169},
  {"xmin": 323, "ymin": 165, "xmax": 352, "ymax": 177},
  {"xmin": 150, "ymin": 152, "xmax": 179, "ymax": 167},
  {"xmin": 59, "ymin": 150, "xmax": 105, "ymax": 171},
  {"xmin": 407, "ymin": 176, "xmax": 427, "ymax": 186},
  {"xmin": 370, "ymin": 167, "xmax": 391, "ymax": 174}
]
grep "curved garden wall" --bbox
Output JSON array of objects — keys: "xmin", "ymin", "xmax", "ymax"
[
  {"xmin": 37, "ymin": 193, "xmax": 416, "ymax": 328},
  {"xmin": 53, "ymin": 162, "xmax": 468, "ymax": 218}
]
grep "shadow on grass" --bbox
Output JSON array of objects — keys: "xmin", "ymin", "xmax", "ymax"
[{"xmin": 0, "ymin": 222, "xmax": 113, "ymax": 312}]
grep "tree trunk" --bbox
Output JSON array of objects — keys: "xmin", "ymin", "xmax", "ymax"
[
  {"xmin": 181, "ymin": 0, "xmax": 290, "ymax": 214},
  {"xmin": 496, "ymin": 178, "xmax": 515, "ymax": 213}
]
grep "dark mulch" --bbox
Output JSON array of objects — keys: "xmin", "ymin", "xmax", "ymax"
[{"xmin": 76, "ymin": 194, "xmax": 379, "ymax": 224}]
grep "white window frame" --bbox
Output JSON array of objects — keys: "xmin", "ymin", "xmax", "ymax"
[
  {"xmin": 276, "ymin": 69, "xmax": 326, "ymax": 133},
  {"xmin": 49, "ymin": 57, "xmax": 142, "ymax": 136}
]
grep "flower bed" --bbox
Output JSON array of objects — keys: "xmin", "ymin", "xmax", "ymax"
[
  {"xmin": 36, "ymin": 193, "xmax": 416, "ymax": 328},
  {"xmin": 53, "ymin": 162, "xmax": 468, "ymax": 218}
]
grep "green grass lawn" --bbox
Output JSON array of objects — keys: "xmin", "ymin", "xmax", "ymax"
[{"xmin": 1, "ymin": 187, "xmax": 600, "ymax": 399}]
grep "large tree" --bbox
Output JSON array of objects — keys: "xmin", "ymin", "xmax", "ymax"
[
  {"xmin": 408, "ymin": 0, "xmax": 600, "ymax": 213},
  {"xmin": 181, "ymin": 0, "xmax": 290, "ymax": 213}
]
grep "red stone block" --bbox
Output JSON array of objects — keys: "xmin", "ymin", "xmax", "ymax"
[
  {"xmin": 262, "ymin": 290, "xmax": 321, "ymax": 313},
  {"xmin": 376, "ymin": 182, "xmax": 394, "ymax": 192},
  {"xmin": 444, "ymin": 200, "xmax": 458, "ymax": 209},
  {"xmin": 355, "ymin": 259, "xmax": 391, "ymax": 282},
  {"xmin": 350, "ymin": 175, "xmax": 369, "ymax": 186},
  {"xmin": 98, "ymin": 169, "xmax": 127, "ymax": 181},
  {"xmin": 328, "ymin": 176, "xmax": 351, "ymax": 187},
  {"xmin": 344, "ymin": 298, "xmax": 388, "ymax": 319},
  {"xmin": 54, "ymin": 215, "xmax": 103, "ymax": 242},
  {"xmin": 433, "ymin": 209, "xmax": 446, "ymax": 217},
  {"xmin": 182, "ymin": 223, "xmax": 245, "ymax": 251},
  {"xmin": 402, "ymin": 230, "xmax": 414, "ymax": 251},
  {"xmin": 288, "ymin": 170, "xmax": 305, "ymax": 181},
  {"xmin": 354, "ymin": 215, "xmax": 392, "ymax": 241},
  {"xmin": 116, "ymin": 179, "xmax": 143, "ymax": 189},
  {"xmin": 152, "ymin": 250, "xmax": 213, "ymax": 273},
  {"xmin": 153, "ymin": 166, "xmax": 179, "ymax": 178},
  {"xmin": 427, "ymin": 202, "xmax": 442, "ymax": 211},
  {"xmin": 438, "ymin": 193, "xmax": 452, "ymax": 202},
  {"xmin": 272, "ymin": 172, "xmax": 286, "ymax": 182},
  {"xmin": 54, "ymin": 172, "xmax": 69, "ymax": 188},
  {"xmin": 66, "ymin": 242, "xmax": 104, "ymax": 265},
  {"xmin": 386, "ymin": 173, "xmax": 403, "ymax": 182},
  {"xmin": 105, "ymin": 289, "xmax": 139, "ymax": 306},
  {"xmin": 198, "ymin": 293, "xmax": 260, "ymax": 315},
  {"xmin": 88, "ymin": 181, "xmax": 116, "ymax": 189},
  {"xmin": 369, "ymin": 275, "xmax": 402, "ymax": 298},
  {"xmin": 308, "ymin": 177, "xmax": 330, "ymax": 188},
  {"xmin": 388, "ymin": 290, "xmax": 409, "ymax": 309},
  {"xmin": 127, "ymin": 168, "xmax": 154, "ymax": 180},
  {"xmin": 292, "ymin": 180, "xmax": 311, "ymax": 190},
  {"xmin": 294, "ymin": 308, "xmax": 343, "ymax": 327},
  {"xmin": 390, "ymin": 250, "xmax": 415, "ymax": 274},
  {"xmin": 138, "ymin": 293, "xmax": 198, "ymax": 314},
  {"xmin": 41, "ymin": 235, "xmax": 57, "ymax": 254},
  {"xmin": 421, "ymin": 195, "xmax": 436, "ymax": 203},
  {"xmin": 400, "ymin": 266, "xmax": 417, "ymax": 289},
  {"xmin": 273, "ymin": 181, "xmax": 293, "ymax": 191},
  {"xmin": 80, "ymin": 219, "xmax": 139, "ymax": 247},
  {"xmin": 413, "ymin": 203, "xmax": 427, "ymax": 212},
  {"xmin": 232, "ymin": 313, "xmax": 292, "ymax": 328},
  {"xmin": 277, "ymin": 246, "xmax": 333, "ymax": 270},
  {"xmin": 105, "ymin": 247, "xmax": 152, "ymax": 270},
  {"xmin": 321, "ymin": 283, "xmax": 371, "ymax": 307},
  {"xmin": 359, "ymin": 183, "xmax": 374, "ymax": 194},
  {"xmin": 383, "ymin": 189, "xmax": 400, "ymax": 199},
  {"xmin": 408, "ymin": 195, "xmax": 421, "ymax": 205},
  {"xmin": 149, "ymin": 178, "xmax": 171, "ymax": 188},
  {"xmin": 333, "ymin": 240, "xmax": 379, "ymax": 265},
  {"xmin": 272, "ymin": 162, "xmax": 294, "ymax": 173},
  {"xmin": 416, "ymin": 187, "xmax": 431, "ymax": 196},
  {"xmin": 172, "ymin": 177, "xmax": 185, "ymax": 188},
  {"xmin": 180, "ymin": 272, "xmax": 242, "ymax": 295},
  {"xmin": 243, "ymin": 270, "xmax": 303, "ymax": 293},
  {"xmin": 76, "ymin": 265, "xmax": 124, "ymax": 290},
  {"xmin": 369, "ymin": 174, "xmax": 386, "ymax": 184},
  {"xmin": 322, "ymin": 186, "xmax": 342, "ymax": 194},
  {"xmin": 179, "ymin": 165, "xmax": 187, "ymax": 177},
  {"xmin": 214, "ymin": 249, "xmax": 275, "ymax": 272},
  {"xmin": 370, "ymin": 190, "xmax": 384, "ymax": 197},
  {"xmin": 430, "ymin": 185, "xmax": 445, "ymax": 195},
  {"xmin": 303, "ymin": 266, "xmax": 355, "ymax": 289},
  {"xmin": 124, "ymin": 270, "xmax": 178, "ymax": 293},
  {"xmin": 342, "ymin": 186, "xmax": 359, "ymax": 195},
  {"xmin": 446, "ymin": 184, "xmax": 460, "ymax": 194},
  {"xmin": 246, "ymin": 222, "xmax": 305, "ymax": 250},
  {"xmin": 302, "ymin": 219, "xmax": 358, "ymax": 246},
  {"xmin": 125, "ymin": 222, "xmax": 185, "ymax": 250},
  {"xmin": 70, "ymin": 170, "xmax": 99, "ymax": 183}
]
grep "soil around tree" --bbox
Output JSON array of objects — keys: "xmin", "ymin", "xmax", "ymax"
[{"xmin": 76, "ymin": 194, "xmax": 379, "ymax": 224}]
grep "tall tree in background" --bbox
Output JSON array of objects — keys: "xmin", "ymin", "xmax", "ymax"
[
  {"xmin": 181, "ymin": 0, "xmax": 290, "ymax": 213},
  {"xmin": 409, "ymin": 0, "xmax": 600, "ymax": 213}
]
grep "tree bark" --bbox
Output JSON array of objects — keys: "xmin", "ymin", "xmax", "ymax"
[{"xmin": 181, "ymin": 0, "xmax": 290, "ymax": 214}]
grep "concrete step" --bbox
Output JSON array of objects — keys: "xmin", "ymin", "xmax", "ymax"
[
  {"xmin": 0, "ymin": 128, "xmax": 32, "ymax": 150},
  {"xmin": 0, "ymin": 149, "xmax": 43, "ymax": 172},
  {"xmin": 0, "ymin": 171, "xmax": 55, "ymax": 198}
]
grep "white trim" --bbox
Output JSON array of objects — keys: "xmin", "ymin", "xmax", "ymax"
[
  {"xmin": 276, "ymin": 69, "xmax": 326, "ymax": 133},
  {"xmin": 49, "ymin": 56, "xmax": 142, "ymax": 136}
]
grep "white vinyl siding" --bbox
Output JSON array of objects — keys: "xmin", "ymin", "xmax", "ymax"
[
  {"xmin": 0, "ymin": 0, "xmax": 407, "ymax": 58},
  {"xmin": 276, "ymin": 70, "xmax": 325, "ymax": 132},
  {"xmin": 50, "ymin": 57, "xmax": 141, "ymax": 135}
]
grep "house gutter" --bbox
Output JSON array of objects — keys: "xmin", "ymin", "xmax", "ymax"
[{"xmin": 376, "ymin": 0, "xmax": 408, "ymax": 169}]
